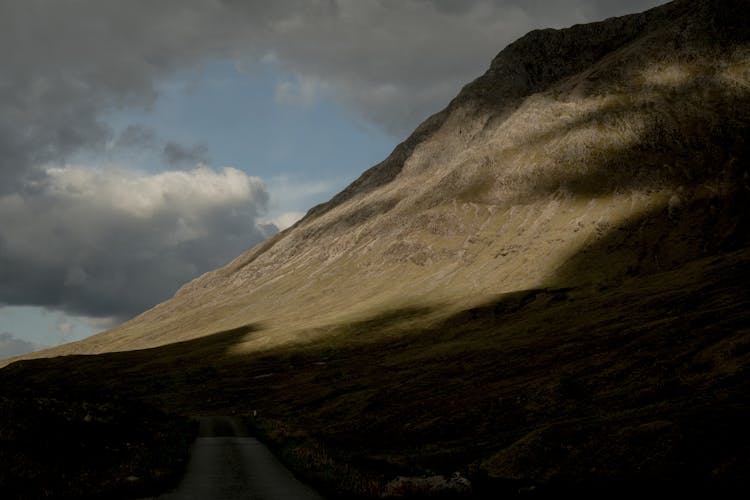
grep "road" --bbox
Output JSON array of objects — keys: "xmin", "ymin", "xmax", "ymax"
[{"xmin": 158, "ymin": 416, "xmax": 323, "ymax": 500}]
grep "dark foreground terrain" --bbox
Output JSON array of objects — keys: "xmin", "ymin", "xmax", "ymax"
[
  {"xmin": 0, "ymin": 394, "xmax": 194, "ymax": 499},
  {"xmin": 2, "ymin": 246, "xmax": 749, "ymax": 498}
]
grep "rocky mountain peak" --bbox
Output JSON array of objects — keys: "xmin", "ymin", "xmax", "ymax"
[{"xmin": 304, "ymin": 0, "xmax": 748, "ymax": 226}]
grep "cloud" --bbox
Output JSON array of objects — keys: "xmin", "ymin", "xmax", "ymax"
[
  {"xmin": 114, "ymin": 125, "xmax": 211, "ymax": 167},
  {"xmin": 0, "ymin": 166, "xmax": 273, "ymax": 320},
  {"xmin": 266, "ymin": 211, "xmax": 306, "ymax": 231},
  {"xmin": 0, "ymin": 0, "xmax": 668, "ymax": 193},
  {"xmin": 162, "ymin": 142, "xmax": 211, "ymax": 167},
  {"xmin": 0, "ymin": 332, "xmax": 47, "ymax": 359},
  {"xmin": 246, "ymin": 0, "xmax": 666, "ymax": 135},
  {"xmin": 0, "ymin": 0, "xmax": 243, "ymax": 192},
  {"xmin": 274, "ymin": 76, "xmax": 327, "ymax": 108},
  {"xmin": 55, "ymin": 319, "xmax": 74, "ymax": 336},
  {"xmin": 267, "ymin": 175, "xmax": 336, "ymax": 207},
  {"xmin": 115, "ymin": 125, "xmax": 160, "ymax": 150}
]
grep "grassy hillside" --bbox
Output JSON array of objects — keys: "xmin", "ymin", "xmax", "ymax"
[{"xmin": 3, "ymin": 245, "xmax": 748, "ymax": 497}]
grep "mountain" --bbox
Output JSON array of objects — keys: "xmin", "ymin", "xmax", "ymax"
[
  {"xmin": 31, "ymin": 0, "xmax": 749, "ymax": 355},
  {"xmin": 3, "ymin": 0, "xmax": 750, "ymax": 496}
]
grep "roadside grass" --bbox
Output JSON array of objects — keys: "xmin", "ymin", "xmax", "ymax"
[{"xmin": 248, "ymin": 416, "xmax": 384, "ymax": 499}]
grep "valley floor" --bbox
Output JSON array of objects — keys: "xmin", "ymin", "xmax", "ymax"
[{"xmin": 2, "ymin": 247, "xmax": 749, "ymax": 498}]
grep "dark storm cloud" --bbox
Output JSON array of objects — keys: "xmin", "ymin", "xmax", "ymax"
[{"xmin": 0, "ymin": 0, "xmax": 667, "ymax": 321}]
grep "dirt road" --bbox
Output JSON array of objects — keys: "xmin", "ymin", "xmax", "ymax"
[{"xmin": 158, "ymin": 416, "xmax": 322, "ymax": 500}]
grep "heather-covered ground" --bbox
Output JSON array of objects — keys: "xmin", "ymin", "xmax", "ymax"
[
  {"xmin": 0, "ymin": 394, "xmax": 194, "ymax": 500},
  {"xmin": 2, "ymin": 247, "xmax": 748, "ymax": 498}
]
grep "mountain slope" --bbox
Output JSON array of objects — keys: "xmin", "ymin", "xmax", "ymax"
[{"xmin": 29, "ymin": 0, "xmax": 749, "ymax": 358}]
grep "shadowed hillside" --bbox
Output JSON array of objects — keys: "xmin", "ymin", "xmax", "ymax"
[
  {"xmin": 2, "ymin": 0, "xmax": 750, "ymax": 497},
  {"xmin": 3, "ymin": 247, "xmax": 749, "ymax": 497}
]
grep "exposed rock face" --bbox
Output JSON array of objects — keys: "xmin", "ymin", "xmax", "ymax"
[{"xmin": 18, "ymin": 0, "xmax": 750, "ymax": 356}]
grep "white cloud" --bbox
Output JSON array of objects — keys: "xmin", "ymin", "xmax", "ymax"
[
  {"xmin": 0, "ymin": 165, "xmax": 271, "ymax": 320},
  {"xmin": 267, "ymin": 211, "xmax": 306, "ymax": 231},
  {"xmin": 41, "ymin": 165, "xmax": 265, "ymax": 219}
]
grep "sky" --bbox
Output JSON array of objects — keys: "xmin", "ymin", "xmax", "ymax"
[{"xmin": 0, "ymin": 0, "xmax": 666, "ymax": 358}]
